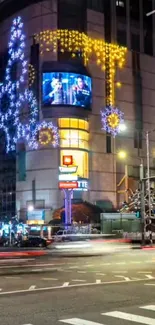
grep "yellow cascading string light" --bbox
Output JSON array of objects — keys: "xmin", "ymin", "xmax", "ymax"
[
  {"xmin": 39, "ymin": 129, "xmax": 53, "ymax": 146},
  {"xmin": 34, "ymin": 30, "xmax": 127, "ymax": 130},
  {"xmin": 28, "ymin": 64, "xmax": 35, "ymax": 87},
  {"xmin": 34, "ymin": 30, "xmax": 127, "ymax": 79},
  {"xmin": 107, "ymin": 113, "xmax": 120, "ymax": 128}
]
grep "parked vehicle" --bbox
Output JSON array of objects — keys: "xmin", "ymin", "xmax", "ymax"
[{"xmin": 15, "ymin": 236, "xmax": 52, "ymax": 248}]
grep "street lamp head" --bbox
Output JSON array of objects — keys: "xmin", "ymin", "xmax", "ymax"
[
  {"xmin": 119, "ymin": 123, "xmax": 127, "ymax": 132},
  {"xmin": 118, "ymin": 150, "xmax": 127, "ymax": 159},
  {"xmin": 27, "ymin": 205, "xmax": 34, "ymax": 212}
]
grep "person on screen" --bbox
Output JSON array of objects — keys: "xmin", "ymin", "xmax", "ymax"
[
  {"xmin": 43, "ymin": 77, "xmax": 66, "ymax": 105},
  {"xmin": 72, "ymin": 76, "xmax": 91, "ymax": 107}
]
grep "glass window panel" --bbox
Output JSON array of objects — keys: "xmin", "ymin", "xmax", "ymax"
[
  {"xmin": 79, "ymin": 120, "xmax": 85, "ymax": 129},
  {"xmin": 58, "ymin": 118, "xmax": 70, "ymax": 128},
  {"xmin": 70, "ymin": 119, "xmax": 78, "ymax": 128},
  {"xmin": 70, "ymin": 130, "xmax": 79, "ymax": 147},
  {"xmin": 60, "ymin": 129, "xmax": 70, "ymax": 147},
  {"xmin": 84, "ymin": 121, "xmax": 89, "ymax": 131}
]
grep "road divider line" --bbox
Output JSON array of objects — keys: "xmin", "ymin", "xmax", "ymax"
[
  {"xmin": 96, "ymin": 280, "xmax": 101, "ymax": 284},
  {"xmin": 138, "ymin": 271, "xmax": 152, "ymax": 274},
  {"xmin": 72, "ymin": 279, "xmax": 86, "ymax": 282},
  {"xmin": 115, "ymin": 275, "xmax": 131, "ymax": 281},
  {"xmin": 0, "ymin": 277, "xmax": 153, "ymax": 296},
  {"xmin": 42, "ymin": 278, "xmax": 58, "ymax": 281}
]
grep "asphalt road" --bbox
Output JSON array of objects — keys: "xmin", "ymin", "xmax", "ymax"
[{"xmin": 1, "ymin": 250, "xmax": 155, "ymax": 324}]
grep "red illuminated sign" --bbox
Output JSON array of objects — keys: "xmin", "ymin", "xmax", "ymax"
[
  {"xmin": 63, "ymin": 155, "xmax": 73, "ymax": 166},
  {"xmin": 59, "ymin": 182, "xmax": 78, "ymax": 189}
]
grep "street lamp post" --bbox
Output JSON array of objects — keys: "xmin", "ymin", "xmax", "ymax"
[
  {"xmin": 117, "ymin": 150, "xmax": 145, "ymax": 245},
  {"xmin": 146, "ymin": 131, "xmax": 151, "ymax": 221}
]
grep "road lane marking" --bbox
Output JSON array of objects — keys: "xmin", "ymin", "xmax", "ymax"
[
  {"xmin": 131, "ymin": 261, "xmax": 141, "ymax": 264},
  {"xmin": 60, "ymin": 318, "xmax": 103, "ymax": 325},
  {"xmin": 102, "ymin": 311, "xmax": 155, "ymax": 324},
  {"xmin": 5, "ymin": 276, "xmax": 21, "ymax": 279},
  {"xmin": 116, "ymin": 262, "xmax": 126, "ymax": 265},
  {"xmin": 84, "ymin": 265, "xmax": 94, "ymax": 267},
  {"xmin": 69, "ymin": 266, "xmax": 79, "ymax": 269},
  {"xmin": 0, "ymin": 277, "xmax": 154, "ymax": 296},
  {"xmin": 72, "ymin": 279, "xmax": 86, "ymax": 282},
  {"xmin": 137, "ymin": 271, "xmax": 152, "ymax": 274},
  {"xmin": 112, "ymin": 271, "xmax": 128, "ymax": 273},
  {"xmin": 42, "ymin": 278, "xmax": 58, "ymax": 281},
  {"xmin": 101, "ymin": 263, "xmax": 111, "ymax": 266},
  {"xmin": 140, "ymin": 305, "xmax": 155, "ymax": 311},
  {"xmin": 96, "ymin": 279, "xmax": 101, "ymax": 284},
  {"xmin": 96, "ymin": 273, "xmax": 105, "ymax": 276},
  {"xmin": 77, "ymin": 271, "xmax": 86, "ymax": 273},
  {"xmin": 115, "ymin": 275, "xmax": 130, "ymax": 281},
  {"xmin": 145, "ymin": 275, "xmax": 155, "ymax": 279},
  {"xmin": 29, "ymin": 286, "xmax": 36, "ymax": 290},
  {"xmin": 62, "ymin": 282, "xmax": 69, "ymax": 287}
]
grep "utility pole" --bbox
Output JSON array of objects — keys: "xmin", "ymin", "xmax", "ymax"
[
  {"xmin": 146, "ymin": 131, "xmax": 152, "ymax": 244},
  {"xmin": 140, "ymin": 161, "xmax": 145, "ymax": 246}
]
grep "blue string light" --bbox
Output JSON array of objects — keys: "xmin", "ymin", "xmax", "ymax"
[{"xmin": 0, "ymin": 16, "xmax": 59, "ymax": 153}]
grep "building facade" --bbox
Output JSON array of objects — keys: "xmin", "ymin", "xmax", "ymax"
[{"xmin": 0, "ymin": 0, "xmax": 154, "ymax": 222}]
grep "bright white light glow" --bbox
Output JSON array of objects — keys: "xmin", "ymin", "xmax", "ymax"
[
  {"xmin": 27, "ymin": 205, "xmax": 34, "ymax": 212},
  {"xmin": 119, "ymin": 123, "xmax": 127, "ymax": 132}
]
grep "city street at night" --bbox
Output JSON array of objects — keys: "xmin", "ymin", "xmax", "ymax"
[{"xmin": 0, "ymin": 250, "xmax": 155, "ymax": 324}]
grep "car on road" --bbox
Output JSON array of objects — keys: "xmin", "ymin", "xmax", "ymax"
[{"xmin": 15, "ymin": 236, "xmax": 52, "ymax": 248}]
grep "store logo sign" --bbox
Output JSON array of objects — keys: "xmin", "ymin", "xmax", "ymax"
[{"xmin": 58, "ymin": 174, "xmax": 78, "ymax": 181}]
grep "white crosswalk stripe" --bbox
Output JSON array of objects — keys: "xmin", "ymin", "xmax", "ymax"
[
  {"xmin": 60, "ymin": 319, "xmax": 104, "ymax": 325},
  {"xmin": 59, "ymin": 304, "xmax": 155, "ymax": 325},
  {"xmin": 140, "ymin": 305, "xmax": 155, "ymax": 311},
  {"xmin": 103, "ymin": 311, "xmax": 155, "ymax": 324}
]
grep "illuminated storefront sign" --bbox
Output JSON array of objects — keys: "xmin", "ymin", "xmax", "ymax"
[
  {"xmin": 59, "ymin": 181, "xmax": 78, "ymax": 189},
  {"xmin": 59, "ymin": 166, "xmax": 77, "ymax": 173},
  {"xmin": 59, "ymin": 174, "xmax": 78, "ymax": 181},
  {"xmin": 27, "ymin": 210, "xmax": 45, "ymax": 224},
  {"xmin": 74, "ymin": 181, "xmax": 88, "ymax": 191},
  {"xmin": 63, "ymin": 155, "xmax": 73, "ymax": 166}
]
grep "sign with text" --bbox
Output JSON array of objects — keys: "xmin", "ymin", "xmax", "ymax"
[
  {"xmin": 59, "ymin": 181, "xmax": 78, "ymax": 189},
  {"xmin": 59, "ymin": 174, "xmax": 78, "ymax": 181},
  {"xmin": 59, "ymin": 166, "xmax": 78, "ymax": 173}
]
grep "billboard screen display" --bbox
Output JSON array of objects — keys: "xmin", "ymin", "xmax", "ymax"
[{"xmin": 42, "ymin": 72, "xmax": 92, "ymax": 109}]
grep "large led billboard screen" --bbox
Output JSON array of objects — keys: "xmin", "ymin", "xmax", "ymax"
[{"xmin": 42, "ymin": 72, "xmax": 92, "ymax": 109}]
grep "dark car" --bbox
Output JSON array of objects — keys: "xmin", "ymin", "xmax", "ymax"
[{"xmin": 16, "ymin": 236, "xmax": 52, "ymax": 248}]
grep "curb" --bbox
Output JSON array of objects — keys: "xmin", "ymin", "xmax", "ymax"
[
  {"xmin": 132, "ymin": 245, "xmax": 155, "ymax": 250},
  {"xmin": 0, "ymin": 267, "xmax": 59, "ymax": 276},
  {"xmin": 0, "ymin": 251, "xmax": 47, "ymax": 259}
]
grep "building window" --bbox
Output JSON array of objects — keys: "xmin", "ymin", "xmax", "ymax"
[
  {"xmin": 106, "ymin": 135, "xmax": 111, "ymax": 153},
  {"xmin": 117, "ymin": 29, "xmax": 127, "ymax": 46},
  {"xmin": 131, "ymin": 33, "xmax": 140, "ymax": 52},
  {"xmin": 143, "ymin": 0, "xmax": 153, "ymax": 56},
  {"xmin": 58, "ymin": 118, "xmax": 89, "ymax": 130},
  {"xmin": 130, "ymin": 0, "xmax": 140, "ymax": 21},
  {"xmin": 116, "ymin": 1, "xmax": 125, "ymax": 8},
  {"xmin": 87, "ymin": 0, "xmax": 104, "ymax": 12},
  {"xmin": 59, "ymin": 129, "xmax": 89, "ymax": 150},
  {"xmin": 60, "ymin": 149, "xmax": 89, "ymax": 179}
]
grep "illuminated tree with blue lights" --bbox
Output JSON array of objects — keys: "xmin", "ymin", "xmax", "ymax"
[{"xmin": 0, "ymin": 16, "xmax": 59, "ymax": 153}]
